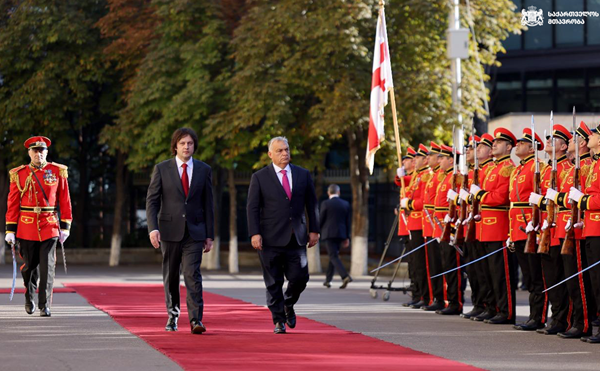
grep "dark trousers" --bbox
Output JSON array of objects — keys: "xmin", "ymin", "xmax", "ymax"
[
  {"xmin": 425, "ymin": 238, "xmax": 444, "ymax": 303},
  {"xmin": 482, "ymin": 241, "xmax": 516, "ymax": 319},
  {"xmin": 562, "ymin": 239, "xmax": 596, "ymax": 334},
  {"xmin": 409, "ymin": 230, "xmax": 430, "ymax": 303},
  {"xmin": 540, "ymin": 245, "xmax": 569, "ymax": 328},
  {"xmin": 440, "ymin": 241, "xmax": 465, "ymax": 309},
  {"xmin": 585, "ymin": 237, "xmax": 600, "ymax": 323},
  {"xmin": 160, "ymin": 227, "xmax": 205, "ymax": 322},
  {"xmin": 514, "ymin": 240, "xmax": 548, "ymax": 323},
  {"xmin": 19, "ymin": 238, "xmax": 57, "ymax": 309},
  {"xmin": 464, "ymin": 241, "xmax": 484, "ymax": 310},
  {"xmin": 258, "ymin": 234, "xmax": 309, "ymax": 324},
  {"xmin": 324, "ymin": 238, "xmax": 349, "ymax": 282}
]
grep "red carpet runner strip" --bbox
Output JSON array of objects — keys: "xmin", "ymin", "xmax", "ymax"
[{"xmin": 66, "ymin": 283, "xmax": 481, "ymax": 371}]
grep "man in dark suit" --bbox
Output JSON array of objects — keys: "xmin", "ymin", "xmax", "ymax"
[
  {"xmin": 320, "ymin": 184, "xmax": 352, "ymax": 289},
  {"xmin": 146, "ymin": 127, "xmax": 214, "ymax": 334},
  {"xmin": 247, "ymin": 136, "xmax": 320, "ymax": 334}
]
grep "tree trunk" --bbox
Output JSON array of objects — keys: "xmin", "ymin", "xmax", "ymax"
[
  {"xmin": 227, "ymin": 167, "xmax": 239, "ymax": 273},
  {"xmin": 307, "ymin": 166, "xmax": 325, "ymax": 273},
  {"xmin": 203, "ymin": 167, "xmax": 221, "ymax": 270},
  {"xmin": 109, "ymin": 152, "xmax": 127, "ymax": 266},
  {"xmin": 347, "ymin": 127, "xmax": 370, "ymax": 277},
  {"xmin": 0, "ymin": 159, "xmax": 8, "ymax": 264}
]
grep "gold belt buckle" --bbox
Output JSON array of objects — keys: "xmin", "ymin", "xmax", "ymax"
[{"xmin": 33, "ymin": 207, "xmax": 42, "ymax": 213}]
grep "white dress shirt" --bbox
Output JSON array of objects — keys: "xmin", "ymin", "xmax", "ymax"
[
  {"xmin": 329, "ymin": 194, "xmax": 339, "ymax": 199},
  {"xmin": 176, "ymin": 156, "xmax": 193, "ymax": 187},
  {"xmin": 272, "ymin": 163, "xmax": 293, "ymax": 192}
]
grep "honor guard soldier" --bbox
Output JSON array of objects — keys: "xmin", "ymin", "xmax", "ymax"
[
  {"xmin": 568, "ymin": 125, "xmax": 600, "ymax": 343},
  {"xmin": 395, "ymin": 147, "xmax": 415, "ymax": 304},
  {"xmin": 545, "ymin": 121, "xmax": 596, "ymax": 339},
  {"xmin": 509, "ymin": 128, "xmax": 548, "ymax": 331},
  {"xmin": 468, "ymin": 129, "xmax": 516, "ymax": 324},
  {"xmin": 4, "ymin": 136, "xmax": 73, "ymax": 316},
  {"xmin": 400, "ymin": 145, "xmax": 432, "ymax": 308},
  {"xmin": 421, "ymin": 142, "xmax": 445, "ymax": 311},
  {"xmin": 435, "ymin": 144, "xmax": 464, "ymax": 315},
  {"xmin": 529, "ymin": 125, "xmax": 572, "ymax": 335}
]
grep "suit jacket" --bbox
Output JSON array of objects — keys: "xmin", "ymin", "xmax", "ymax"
[
  {"xmin": 146, "ymin": 158, "xmax": 214, "ymax": 242},
  {"xmin": 319, "ymin": 196, "xmax": 351, "ymax": 240},
  {"xmin": 247, "ymin": 163, "xmax": 319, "ymax": 247}
]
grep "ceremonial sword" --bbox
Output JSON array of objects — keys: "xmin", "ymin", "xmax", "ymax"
[{"xmin": 8, "ymin": 240, "xmax": 17, "ymax": 301}]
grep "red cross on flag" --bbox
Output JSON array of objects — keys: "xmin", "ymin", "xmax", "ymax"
[{"xmin": 366, "ymin": 7, "xmax": 394, "ymax": 175}]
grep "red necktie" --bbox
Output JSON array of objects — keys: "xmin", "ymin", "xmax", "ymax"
[
  {"xmin": 281, "ymin": 169, "xmax": 291, "ymax": 199},
  {"xmin": 181, "ymin": 163, "xmax": 189, "ymax": 197}
]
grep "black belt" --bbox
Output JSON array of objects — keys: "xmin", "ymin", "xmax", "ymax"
[
  {"xmin": 481, "ymin": 206, "xmax": 510, "ymax": 211},
  {"xmin": 20, "ymin": 206, "xmax": 56, "ymax": 214},
  {"xmin": 510, "ymin": 202, "xmax": 531, "ymax": 208}
]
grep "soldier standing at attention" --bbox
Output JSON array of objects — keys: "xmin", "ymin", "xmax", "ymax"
[{"xmin": 5, "ymin": 136, "xmax": 73, "ymax": 317}]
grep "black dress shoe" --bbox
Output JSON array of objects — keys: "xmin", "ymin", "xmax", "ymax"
[
  {"xmin": 587, "ymin": 332, "xmax": 600, "ymax": 343},
  {"xmin": 403, "ymin": 298, "xmax": 420, "ymax": 307},
  {"xmin": 422, "ymin": 301, "xmax": 445, "ymax": 311},
  {"xmin": 592, "ymin": 318, "xmax": 600, "ymax": 327},
  {"xmin": 436, "ymin": 307, "xmax": 462, "ymax": 315},
  {"xmin": 581, "ymin": 335, "xmax": 592, "ymax": 342},
  {"xmin": 274, "ymin": 322, "xmax": 286, "ymax": 334},
  {"xmin": 558, "ymin": 328, "xmax": 590, "ymax": 339},
  {"xmin": 40, "ymin": 307, "xmax": 51, "ymax": 317},
  {"xmin": 514, "ymin": 319, "xmax": 544, "ymax": 331},
  {"xmin": 165, "ymin": 317, "xmax": 178, "ymax": 332},
  {"xmin": 472, "ymin": 309, "xmax": 496, "ymax": 322},
  {"xmin": 190, "ymin": 319, "xmax": 206, "ymax": 334},
  {"xmin": 25, "ymin": 302, "xmax": 35, "ymax": 315},
  {"xmin": 461, "ymin": 308, "xmax": 484, "ymax": 319},
  {"xmin": 339, "ymin": 276, "xmax": 353, "ymax": 289},
  {"xmin": 323, "ymin": 281, "xmax": 331, "ymax": 288},
  {"xmin": 284, "ymin": 306, "xmax": 296, "ymax": 329},
  {"xmin": 485, "ymin": 314, "xmax": 514, "ymax": 325},
  {"xmin": 409, "ymin": 300, "xmax": 426, "ymax": 309},
  {"xmin": 536, "ymin": 325, "xmax": 565, "ymax": 335}
]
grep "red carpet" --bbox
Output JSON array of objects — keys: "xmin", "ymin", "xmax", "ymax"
[{"xmin": 66, "ymin": 283, "xmax": 481, "ymax": 371}]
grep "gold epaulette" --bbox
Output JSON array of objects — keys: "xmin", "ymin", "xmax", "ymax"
[
  {"xmin": 51, "ymin": 162, "xmax": 68, "ymax": 179},
  {"xmin": 8, "ymin": 165, "xmax": 26, "ymax": 183},
  {"xmin": 437, "ymin": 172, "xmax": 446, "ymax": 182},
  {"xmin": 581, "ymin": 163, "xmax": 592, "ymax": 179},
  {"xmin": 500, "ymin": 164, "xmax": 515, "ymax": 178}
]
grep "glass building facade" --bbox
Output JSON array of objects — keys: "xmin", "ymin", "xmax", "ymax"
[{"xmin": 490, "ymin": 0, "xmax": 600, "ymax": 117}]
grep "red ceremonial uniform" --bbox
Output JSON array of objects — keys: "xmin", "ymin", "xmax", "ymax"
[
  {"xmin": 474, "ymin": 159, "xmax": 494, "ymax": 240},
  {"xmin": 395, "ymin": 172, "xmax": 413, "ymax": 236},
  {"xmin": 579, "ymin": 154, "xmax": 600, "ymax": 237},
  {"xmin": 539, "ymin": 155, "xmax": 571, "ymax": 245},
  {"xmin": 555, "ymin": 153, "xmax": 593, "ymax": 240},
  {"xmin": 405, "ymin": 166, "xmax": 430, "ymax": 231},
  {"xmin": 6, "ymin": 162, "xmax": 73, "ymax": 241},
  {"xmin": 474, "ymin": 155, "xmax": 514, "ymax": 242},
  {"xmin": 509, "ymin": 155, "xmax": 546, "ymax": 242},
  {"xmin": 433, "ymin": 168, "xmax": 453, "ymax": 238},
  {"xmin": 422, "ymin": 166, "xmax": 441, "ymax": 237}
]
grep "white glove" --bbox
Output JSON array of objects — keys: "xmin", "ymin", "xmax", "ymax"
[
  {"xmin": 397, "ymin": 167, "xmax": 406, "ymax": 178},
  {"xmin": 447, "ymin": 189, "xmax": 458, "ymax": 203},
  {"xmin": 5, "ymin": 233, "xmax": 15, "ymax": 245},
  {"xmin": 568, "ymin": 187, "xmax": 584, "ymax": 204},
  {"xmin": 565, "ymin": 218, "xmax": 572, "ymax": 231},
  {"xmin": 525, "ymin": 221, "xmax": 535, "ymax": 233},
  {"xmin": 59, "ymin": 230, "xmax": 70, "ymax": 244},
  {"xmin": 444, "ymin": 214, "xmax": 451, "ymax": 223},
  {"xmin": 545, "ymin": 188, "xmax": 559, "ymax": 203},
  {"xmin": 505, "ymin": 237, "xmax": 512, "ymax": 248},
  {"xmin": 469, "ymin": 184, "xmax": 481, "ymax": 196},
  {"xmin": 400, "ymin": 198, "xmax": 409, "ymax": 209},
  {"xmin": 528, "ymin": 192, "xmax": 543, "ymax": 206},
  {"xmin": 459, "ymin": 188, "xmax": 470, "ymax": 202},
  {"xmin": 541, "ymin": 219, "xmax": 549, "ymax": 231}
]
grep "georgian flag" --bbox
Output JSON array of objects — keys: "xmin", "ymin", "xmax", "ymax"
[{"xmin": 366, "ymin": 8, "xmax": 394, "ymax": 175}]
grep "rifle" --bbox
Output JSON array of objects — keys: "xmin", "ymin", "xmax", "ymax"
[
  {"xmin": 525, "ymin": 115, "xmax": 541, "ymax": 254},
  {"xmin": 453, "ymin": 129, "xmax": 469, "ymax": 245},
  {"xmin": 562, "ymin": 107, "xmax": 580, "ymax": 255},
  {"xmin": 442, "ymin": 126, "xmax": 461, "ymax": 243},
  {"xmin": 466, "ymin": 122, "xmax": 479, "ymax": 242},
  {"xmin": 538, "ymin": 111, "xmax": 556, "ymax": 254}
]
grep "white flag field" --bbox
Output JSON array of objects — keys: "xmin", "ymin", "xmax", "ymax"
[{"xmin": 366, "ymin": 8, "xmax": 394, "ymax": 175}]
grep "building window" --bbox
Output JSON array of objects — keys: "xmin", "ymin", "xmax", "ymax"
[
  {"xmin": 505, "ymin": 0, "xmax": 523, "ymax": 50},
  {"xmin": 555, "ymin": 0, "xmax": 584, "ymax": 48},
  {"xmin": 526, "ymin": 72, "xmax": 553, "ymax": 112},
  {"xmin": 524, "ymin": 0, "xmax": 553, "ymax": 50},
  {"xmin": 493, "ymin": 74, "xmax": 523, "ymax": 117},
  {"xmin": 556, "ymin": 70, "xmax": 585, "ymax": 112},
  {"xmin": 588, "ymin": 68, "xmax": 600, "ymax": 109},
  {"xmin": 588, "ymin": 0, "xmax": 600, "ymax": 45}
]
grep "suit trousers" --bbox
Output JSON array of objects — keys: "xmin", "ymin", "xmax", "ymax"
[
  {"xmin": 514, "ymin": 240, "xmax": 548, "ymax": 324},
  {"xmin": 19, "ymin": 238, "xmax": 56, "ymax": 309},
  {"xmin": 409, "ymin": 230, "xmax": 429, "ymax": 303},
  {"xmin": 482, "ymin": 241, "xmax": 516, "ymax": 319},
  {"xmin": 540, "ymin": 245, "xmax": 569, "ymax": 328},
  {"xmin": 425, "ymin": 238, "xmax": 444, "ymax": 304},
  {"xmin": 440, "ymin": 241, "xmax": 465, "ymax": 310},
  {"xmin": 324, "ymin": 238, "xmax": 349, "ymax": 282},
  {"xmin": 160, "ymin": 227, "xmax": 204, "ymax": 322},
  {"xmin": 561, "ymin": 239, "xmax": 596, "ymax": 334},
  {"xmin": 258, "ymin": 234, "xmax": 309, "ymax": 324}
]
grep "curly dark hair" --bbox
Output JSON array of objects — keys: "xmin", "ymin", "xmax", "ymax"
[{"xmin": 171, "ymin": 127, "xmax": 198, "ymax": 156}]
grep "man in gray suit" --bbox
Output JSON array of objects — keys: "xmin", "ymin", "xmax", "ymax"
[
  {"xmin": 146, "ymin": 127, "xmax": 214, "ymax": 334},
  {"xmin": 320, "ymin": 184, "xmax": 352, "ymax": 289}
]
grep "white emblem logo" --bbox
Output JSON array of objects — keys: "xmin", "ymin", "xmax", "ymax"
[{"xmin": 521, "ymin": 6, "xmax": 544, "ymax": 27}]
